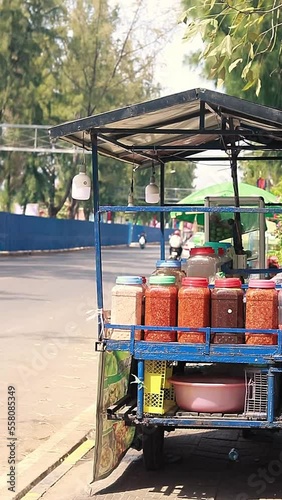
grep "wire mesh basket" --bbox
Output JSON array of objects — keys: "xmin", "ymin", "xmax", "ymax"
[{"xmin": 244, "ymin": 369, "xmax": 268, "ymax": 419}]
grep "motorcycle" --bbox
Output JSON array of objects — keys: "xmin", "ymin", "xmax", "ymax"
[
  {"xmin": 169, "ymin": 246, "xmax": 182, "ymax": 260},
  {"xmin": 139, "ymin": 235, "xmax": 146, "ymax": 249}
]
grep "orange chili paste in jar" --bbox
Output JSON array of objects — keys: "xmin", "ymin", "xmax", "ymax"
[
  {"xmin": 245, "ymin": 279, "xmax": 278, "ymax": 345},
  {"xmin": 144, "ymin": 276, "xmax": 177, "ymax": 342},
  {"xmin": 178, "ymin": 277, "xmax": 210, "ymax": 343},
  {"xmin": 211, "ymin": 278, "xmax": 244, "ymax": 344}
]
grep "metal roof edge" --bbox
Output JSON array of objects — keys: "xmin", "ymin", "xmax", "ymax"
[
  {"xmin": 199, "ymin": 89, "xmax": 282, "ymax": 125},
  {"xmin": 49, "ymin": 88, "xmax": 201, "ymax": 140}
]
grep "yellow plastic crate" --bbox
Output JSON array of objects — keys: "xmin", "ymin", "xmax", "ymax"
[{"xmin": 144, "ymin": 360, "xmax": 175, "ymax": 414}]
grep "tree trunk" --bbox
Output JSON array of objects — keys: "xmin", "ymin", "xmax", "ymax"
[{"xmin": 68, "ymin": 198, "xmax": 79, "ymax": 219}]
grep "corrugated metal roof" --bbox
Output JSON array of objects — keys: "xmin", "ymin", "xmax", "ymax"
[{"xmin": 49, "ymin": 88, "xmax": 282, "ymax": 166}]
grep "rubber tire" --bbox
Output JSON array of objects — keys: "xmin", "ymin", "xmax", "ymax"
[{"xmin": 142, "ymin": 426, "xmax": 164, "ymax": 471}]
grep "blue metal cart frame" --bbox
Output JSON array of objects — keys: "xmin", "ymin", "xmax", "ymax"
[{"xmin": 50, "ymin": 88, "xmax": 282, "ymax": 470}]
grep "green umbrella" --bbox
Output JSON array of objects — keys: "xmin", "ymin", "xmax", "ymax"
[{"xmin": 171, "ymin": 182, "xmax": 279, "ymax": 239}]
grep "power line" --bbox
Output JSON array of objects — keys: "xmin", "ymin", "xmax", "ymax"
[{"xmin": 0, "ymin": 123, "xmax": 89, "ymax": 154}]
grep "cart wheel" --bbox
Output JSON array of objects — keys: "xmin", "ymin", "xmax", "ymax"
[{"xmin": 142, "ymin": 426, "xmax": 164, "ymax": 471}]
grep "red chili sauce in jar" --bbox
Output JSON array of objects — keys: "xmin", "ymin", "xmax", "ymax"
[
  {"xmin": 245, "ymin": 279, "xmax": 278, "ymax": 345},
  {"xmin": 144, "ymin": 276, "xmax": 177, "ymax": 342},
  {"xmin": 178, "ymin": 277, "xmax": 210, "ymax": 343}
]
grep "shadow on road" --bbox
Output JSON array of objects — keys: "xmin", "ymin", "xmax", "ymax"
[{"xmin": 93, "ymin": 429, "xmax": 282, "ymax": 500}]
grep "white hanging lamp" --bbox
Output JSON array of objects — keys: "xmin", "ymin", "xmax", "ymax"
[
  {"xmin": 126, "ymin": 168, "xmax": 136, "ymax": 212},
  {"xmin": 145, "ymin": 164, "xmax": 160, "ymax": 204},
  {"xmin": 72, "ymin": 162, "xmax": 91, "ymax": 200},
  {"xmin": 71, "ymin": 135, "xmax": 91, "ymax": 201}
]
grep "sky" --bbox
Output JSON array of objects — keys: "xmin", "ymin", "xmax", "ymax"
[{"xmin": 109, "ymin": 0, "xmax": 233, "ymax": 190}]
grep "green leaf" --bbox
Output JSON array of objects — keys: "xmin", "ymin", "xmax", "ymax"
[
  {"xmin": 228, "ymin": 58, "xmax": 243, "ymax": 73},
  {"xmin": 242, "ymin": 79, "xmax": 256, "ymax": 91},
  {"xmin": 206, "ymin": 44, "xmax": 221, "ymax": 58},
  {"xmin": 210, "ymin": 67, "xmax": 218, "ymax": 78},
  {"xmin": 183, "ymin": 22, "xmax": 201, "ymax": 41},
  {"xmin": 255, "ymin": 78, "xmax": 262, "ymax": 97},
  {"xmin": 241, "ymin": 61, "xmax": 252, "ymax": 80},
  {"xmin": 178, "ymin": 7, "xmax": 196, "ymax": 24},
  {"xmin": 247, "ymin": 32, "xmax": 258, "ymax": 43},
  {"xmin": 200, "ymin": 42, "xmax": 212, "ymax": 58},
  {"xmin": 217, "ymin": 66, "xmax": 225, "ymax": 87},
  {"xmin": 249, "ymin": 43, "xmax": 254, "ymax": 60},
  {"xmin": 226, "ymin": 34, "xmax": 232, "ymax": 57},
  {"xmin": 220, "ymin": 35, "xmax": 232, "ymax": 57}
]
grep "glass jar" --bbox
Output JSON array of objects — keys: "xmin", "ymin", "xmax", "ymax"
[
  {"xmin": 111, "ymin": 276, "xmax": 144, "ymax": 340},
  {"xmin": 211, "ymin": 278, "xmax": 244, "ymax": 344},
  {"xmin": 245, "ymin": 279, "xmax": 278, "ymax": 345},
  {"xmin": 186, "ymin": 247, "xmax": 219, "ymax": 282},
  {"xmin": 178, "ymin": 277, "xmax": 210, "ymax": 343},
  {"xmin": 145, "ymin": 275, "xmax": 177, "ymax": 342},
  {"xmin": 152, "ymin": 260, "xmax": 184, "ymax": 287}
]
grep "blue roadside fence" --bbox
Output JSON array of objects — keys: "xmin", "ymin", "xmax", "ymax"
[{"xmin": 0, "ymin": 212, "xmax": 171, "ymax": 252}]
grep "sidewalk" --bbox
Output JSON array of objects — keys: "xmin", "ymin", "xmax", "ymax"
[{"xmin": 26, "ymin": 427, "xmax": 282, "ymax": 500}]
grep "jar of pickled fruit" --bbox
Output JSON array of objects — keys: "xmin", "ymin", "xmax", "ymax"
[
  {"xmin": 144, "ymin": 276, "xmax": 177, "ymax": 342},
  {"xmin": 152, "ymin": 260, "xmax": 184, "ymax": 287},
  {"xmin": 186, "ymin": 247, "xmax": 219, "ymax": 282},
  {"xmin": 178, "ymin": 277, "xmax": 210, "ymax": 343},
  {"xmin": 211, "ymin": 278, "xmax": 244, "ymax": 344},
  {"xmin": 245, "ymin": 279, "xmax": 278, "ymax": 345}
]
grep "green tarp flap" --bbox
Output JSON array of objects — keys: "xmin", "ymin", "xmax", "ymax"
[{"xmin": 171, "ymin": 182, "xmax": 278, "ymax": 238}]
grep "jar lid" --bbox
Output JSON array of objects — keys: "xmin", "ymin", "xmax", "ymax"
[
  {"xmin": 204, "ymin": 242, "xmax": 222, "ymax": 253},
  {"xmin": 248, "ymin": 279, "xmax": 276, "ymax": 289},
  {"xmin": 156, "ymin": 260, "xmax": 181, "ymax": 268},
  {"xmin": 116, "ymin": 276, "xmax": 143, "ymax": 285},
  {"xmin": 190, "ymin": 247, "xmax": 215, "ymax": 256},
  {"xmin": 214, "ymin": 278, "xmax": 242, "ymax": 288},
  {"xmin": 149, "ymin": 275, "xmax": 176, "ymax": 285},
  {"xmin": 218, "ymin": 242, "xmax": 232, "ymax": 249},
  {"xmin": 182, "ymin": 277, "xmax": 209, "ymax": 287}
]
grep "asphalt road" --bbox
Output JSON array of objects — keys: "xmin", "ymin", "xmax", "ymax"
[{"xmin": 0, "ymin": 246, "xmax": 160, "ymax": 478}]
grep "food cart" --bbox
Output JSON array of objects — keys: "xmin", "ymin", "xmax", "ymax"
[{"xmin": 49, "ymin": 88, "xmax": 282, "ymax": 480}]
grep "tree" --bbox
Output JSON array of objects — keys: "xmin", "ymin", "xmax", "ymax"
[
  {"xmin": 0, "ymin": 0, "xmax": 195, "ymax": 217},
  {"xmin": 0, "ymin": 0, "xmax": 66, "ymax": 123},
  {"xmin": 180, "ymin": 0, "xmax": 282, "ymax": 188},
  {"xmin": 181, "ymin": 0, "xmax": 282, "ymax": 103},
  {"xmin": 1, "ymin": 0, "xmax": 179, "ymax": 216},
  {"xmin": 55, "ymin": 0, "xmax": 171, "ymax": 218},
  {"xmin": 0, "ymin": 0, "xmax": 68, "ymax": 212}
]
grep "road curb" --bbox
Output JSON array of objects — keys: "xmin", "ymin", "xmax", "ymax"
[
  {"xmin": 16, "ymin": 435, "xmax": 95, "ymax": 500},
  {"xmin": 0, "ymin": 405, "xmax": 95, "ymax": 500},
  {"xmin": 0, "ymin": 245, "xmax": 129, "ymax": 256},
  {"xmin": 0, "ymin": 243, "xmax": 159, "ymax": 256}
]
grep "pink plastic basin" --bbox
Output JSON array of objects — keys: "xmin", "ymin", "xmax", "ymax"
[{"xmin": 169, "ymin": 375, "xmax": 246, "ymax": 413}]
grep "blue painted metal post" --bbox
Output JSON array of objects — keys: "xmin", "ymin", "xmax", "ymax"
[
  {"xmin": 127, "ymin": 222, "xmax": 133, "ymax": 247},
  {"xmin": 267, "ymin": 370, "xmax": 275, "ymax": 423},
  {"xmin": 160, "ymin": 162, "xmax": 165, "ymax": 260},
  {"xmin": 136, "ymin": 360, "xmax": 144, "ymax": 419},
  {"xmin": 91, "ymin": 131, "xmax": 104, "ymax": 339}
]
